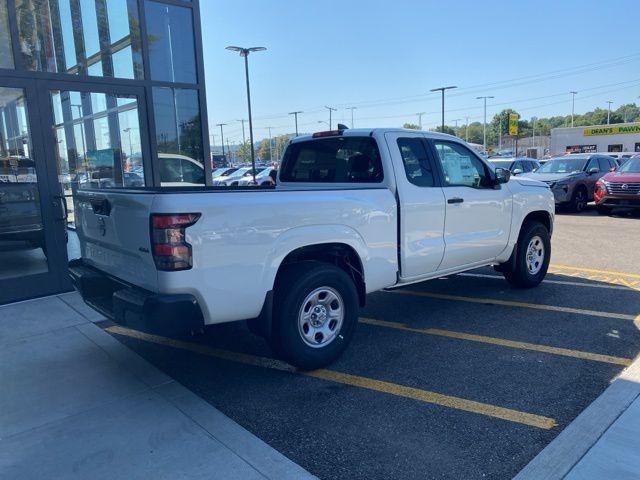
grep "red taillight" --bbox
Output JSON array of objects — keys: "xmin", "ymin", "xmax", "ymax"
[
  {"xmin": 312, "ymin": 130, "xmax": 344, "ymax": 138},
  {"xmin": 150, "ymin": 213, "xmax": 200, "ymax": 271}
]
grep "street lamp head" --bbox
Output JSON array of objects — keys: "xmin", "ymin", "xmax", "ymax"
[{"xmin": 225, "ymin": 46, "xmax": 266, "ymax": 56}]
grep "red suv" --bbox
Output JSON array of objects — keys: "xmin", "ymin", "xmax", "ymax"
[{"xmin": 594, "ymin": 155, "xmax": 640, "ymax": 215}]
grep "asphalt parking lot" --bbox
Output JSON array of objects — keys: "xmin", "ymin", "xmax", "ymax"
[{"xmin": 100, "ymin": 206, "xmax": 640, "ymax": 480}]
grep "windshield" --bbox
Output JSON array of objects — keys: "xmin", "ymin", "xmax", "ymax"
[
  {"xmin": 619, "ymin": 158, "xmax": 640, "ymax": 173},
  {"xmin": 537, "ymin": 158, "xmax": 587, "ymax": 174},
  {"xmin": 489, "ymin": 160, "xmax": 513, "ymax": 170}
]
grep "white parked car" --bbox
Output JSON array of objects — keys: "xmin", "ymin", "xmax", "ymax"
[
  {"xmin": 237, "ymin": 167, "xmax": 276, "ymax": 186},
  {"xmin": 211, "ymin": 166, "xmax": 254, "ymax": 186},
  {"xmin": 70, "ymin": 128, "xmax": 554, "ymax": 369},
  {"xmin": 211, "ymin": 167, "xmax": 238, "ymax": 179}
]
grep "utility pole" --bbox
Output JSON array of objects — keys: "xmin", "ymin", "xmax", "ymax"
[
  {"xmin": 225, "ymin": 45, "xmax": 267, "ymax": 182},
  {"xmin": 532, "ymin": 116, "xmax": 537, "ymax": 155},
  {"xmin": 465, "ymin": 116, "xmax": 469, "ymax": 142},
  {"xmin": 570, "ymin": 91, "xmax": 577, "ymax": 127},
  {"xmin": 216, "ymin": 123, "xmax": 227, "ymax": 159},
  {"xmin": 288, "ymin": 111, "xmax": 302, "ymax": 136},
  {"xmin": 237, "ymin": 119, "xmax": 246, "ymax": 143},
  {"xmin": 417, "ymin": 112, "xmax": 426, "ymax": 130},
  {"xmin": 347, "ymin": 107, "xmax": 357, "ymax": 128},
  {"xmin": 606, "ymin": 101, "xmax": 613, "ymax": 124},
  {"xmin": 266, "ymin": 127, "xmax": 273, "ymax": 163},
  {"xmin": 499, "ymin": 114, "xmax": 502, "ymax": 150},
  {"xmin": 476, "ymin": 96, "xmax": 494, "ymax": 151},
  {"xmin": 431, "ymin": 86, "xmax": 457, "ymax": 132},
  {"xmin": 325, "ymin": 106, "xmax": 337, "ymax": 129}
]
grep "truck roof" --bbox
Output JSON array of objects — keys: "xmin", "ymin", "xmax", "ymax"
[{"xmin": 290, "ymin": 128, "xmax": 459, "ymax": 144}]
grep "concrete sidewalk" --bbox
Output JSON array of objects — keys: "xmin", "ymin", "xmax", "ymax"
[
  {"xmin": 0, "ymin": 292, "xmax": 315, "ymax": 480},
  {"xmin": 516, "ymin": 349, "xmax": 640, "ymax": 480}
]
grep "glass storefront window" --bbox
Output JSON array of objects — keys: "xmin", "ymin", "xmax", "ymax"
[
  {"xmin": 145, "ymin": 1, "xmax": 197, "ymax": 84},
  {"xmin": 15, "ymin": 0, "xmax": 143, "ymax": 79},
  {"xmin": 152, "ymin": 87, "xmax": 204, "ymax": 185},
  {"xmin": 50, "ymin": 90, "xmax": 146, "ymax": 191},
  {"xmin": 0, "ymin": 86, "xmax": 49, "ymax": 279},
  {"xmin": 1, "ymin": 1, "xmax": 13, "ymax": 68}
]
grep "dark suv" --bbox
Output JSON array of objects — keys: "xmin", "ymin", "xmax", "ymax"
[{"xmin": 523, "ymin": 154, "xmax": 617, "ymax": 212}]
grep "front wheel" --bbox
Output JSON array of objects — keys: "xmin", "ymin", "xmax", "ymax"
[
  {"xmin": 270, "ymin": 262, "xmax": 359, "ymax": 370},
  {"xmin": 569, "ymin": 188, "xmax": 587, "ymax": 213},
  {"xmin": 503, "ymin": 221, "xmax": 551, "ymax": 288}
]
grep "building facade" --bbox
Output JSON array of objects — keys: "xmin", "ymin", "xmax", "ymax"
[
  {"xmin": 550, "ymin": 123, "xmax": 640, "ymax": 156},
  {"xmin": 0, "ymin": 0, "xmax": 210, "ymax": 304}
]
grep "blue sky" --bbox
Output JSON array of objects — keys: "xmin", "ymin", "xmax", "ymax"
[{"xmin": 201, "ymin": 0, "xmax": 640, "ymax": 143}]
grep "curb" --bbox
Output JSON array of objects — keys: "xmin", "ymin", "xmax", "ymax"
[{"xmin": 514, "ymin": 353, "xmax": 640, "ymax": 479}]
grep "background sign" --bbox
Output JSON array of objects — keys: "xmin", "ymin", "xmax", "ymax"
[
  {"xmin": 508, "ymin": 113, "xmax": 519, "ymax": 136},
  {"xmin": 583, "ymin": 124, "xmax": 640, "ymax": 136}
]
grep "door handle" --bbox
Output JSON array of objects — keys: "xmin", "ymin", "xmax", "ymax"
[{"xmin": 447, "ymin": 197, "xmax": 464, "ymax": 204}]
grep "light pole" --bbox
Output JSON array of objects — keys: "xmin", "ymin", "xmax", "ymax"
[
  {"xmin": 237, "ymin": 119, "xmax": 246, "ymax": 143},
  {"xmin": 416, "ymin": 112, "xmax": 426, "ymax": 130},
  {"xmin": 216, "ymin": 123, "xmax": 227, "ymax": 160},
  {"xmin": 606, "ymin": 101, "xmax": 613, "ymax": 124},
  {"xmin": 123, "ymin": 127, "xmax": 134, "ymax": 160},
  {"xmin": 226, "ymin": 45, "xmax": 266, "ymax": 182},
  {"xmin": 570, "ymin": 91, "xmax": 577, "ymax": 127},
  {"xmin": 288, "ymin": 111, "xmax": 302, "ymax": 136},
  {"xmin": 532, "ymin": 116, "xmax": 537, "ymax": 154},
  {"xmin": 431, "ymin": 85, "xmax": 457, "ymax": 132},
  {"xmin": 266, "ymin": 126, "xmax": 273, "ymax": 163},
  {"xmin": 346, "ymin": 107, "xmax": 357, "ymax": 128},
  {"xmin": 325, "ymin": 106, "xmax": 337, "ymax": 129},
  {"xmin": 476, "ymin": 96, "xmax": 494, "ymax": 151},
  {"xmin": 465, "ymin": 116, "xmax": 470, "ymax": 142}
]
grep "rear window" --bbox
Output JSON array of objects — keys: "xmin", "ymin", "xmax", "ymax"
[{"xmin": 280, "ymin": 136, "xmax": 383, "ymax": 183}]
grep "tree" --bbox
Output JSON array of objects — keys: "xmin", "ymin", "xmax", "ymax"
[
  {"xmin": 402, "ymin": 123, "xmax": 420, "ymax": 130},
  {"xmin": 257, "ymin": 139, "xmax": 271, "ymax": 162},
  {"xmin": 274, "ymin": 135, "xmax": 291, "ymax": 163},
  {"xmin": 235, "ymin": 141, "xmax": 252, "ymax": 163},
  {"xmin": 432, "ymin": 125, "xmax": 456, "ymax": 135}
]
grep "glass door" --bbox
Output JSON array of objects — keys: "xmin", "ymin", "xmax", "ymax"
[
  {"xmin": 39, "ymin": 81, "xmax": 151, "ymax": 266},
  {"xmin": 0, "ymin": 79, "xmax": 69, "ymax": 304}
]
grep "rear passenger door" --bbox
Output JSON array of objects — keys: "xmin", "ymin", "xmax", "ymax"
[
  {"xmin": 384, "ymin": 131, "xmax": 446, "ymax": 279},
  {"xmin": 428, "ymin": 139, "xmax": 512, "ymax": 270}
]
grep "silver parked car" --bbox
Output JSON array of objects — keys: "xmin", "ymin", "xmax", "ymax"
[{"xmin": 523, "ymin": 154, "xmax": 617, "ymax": 212}]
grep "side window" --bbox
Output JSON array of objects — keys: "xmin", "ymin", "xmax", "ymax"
[
  {"xmin": 432, "ymin": 141, "xmax": 490, "ymax": 188},
  {"xmin": 160, "ymin": 157, "xmax": 182, "ymax": 183},
  {"xmin": 522, "ymin": 161, "xmax": 534, "ymax": 173},
  {"xmin": 586, "ymin": 158, "xmax": 600, "ymax": 172},
  {"xmin": 397, "ymin": 138, "xmax": 435, "ymax": 187},
  {"xmin": 598, "ymin": 158, "xmax": 611, "ymax": 172},
  {"xmin": 181, "ymin": 159, "xmax": 205, "ymax": 184},
  {"xmin": 512, "ymin": 161, "xmax": 524, "ymax": 173}
]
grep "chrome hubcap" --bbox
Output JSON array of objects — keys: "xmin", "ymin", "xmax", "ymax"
[
  {"xmin": 298, "ymin": 287, "xmax": 344, "ymax": 348},
  {"xmin": 526, "ymin": 235, "xmax": 545, "ymax": 275}
]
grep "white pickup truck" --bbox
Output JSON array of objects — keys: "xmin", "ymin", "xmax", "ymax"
[{"xmin": 70, "ymin": 128, "xmax": 554, "ymax": 369}]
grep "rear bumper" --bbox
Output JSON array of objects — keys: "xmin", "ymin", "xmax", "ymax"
[
  {"xmin": 69, "ymin": 259, "xmax": 204, "ymax": 335},
  {"xmin": 596, "ymin": 195, "xmax": 640, "ymax": 209}
]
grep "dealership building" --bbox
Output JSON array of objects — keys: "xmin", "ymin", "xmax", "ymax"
[
  {"xmin": 0, "ymin": 0, "xmax": 209, "ymax": 304},
  {"xmin": 550, "ymin": 122, "xmax": 640, "ymax": 155}
]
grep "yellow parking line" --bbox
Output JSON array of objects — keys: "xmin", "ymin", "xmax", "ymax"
[
  {"xmin": 458, "ymin": 272, "xmax": 634, "ymax": 291},
  {"xmin": 550, "ymin": 264, "xmax": 640, "ymax": 280},
  {"xmin": 359, "ymin": 317, "xmax": 632, "ymax": 366},
  {"xmin": 391, "ymin": 290, "xmax": 639, "ymax": 321},
  {"xmin": 106, "ymin": 325, "xmax": 557, "ymax": 430}
]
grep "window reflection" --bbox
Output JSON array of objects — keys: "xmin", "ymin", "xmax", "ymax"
[
  {"xmin": 50, "ymin": 90, "xmax": 145, "ymax": 194},
  {"xmin": 0, "ymin": 87, "xmax": 49, "ymax": 279},
  {"xmin": 152, "ymin": 87, "xmax": 204, "ymax": 185},
  {"xmin": 145, "ymin": 1, "xmax": 197, "ymax": 84},
  {"xmin": 15, "ymin": 0, "xmax": 143, "ymax": 79},
  {"xmin": 0, "ymin": 1, "xmax": 13, "ymax": 68}
]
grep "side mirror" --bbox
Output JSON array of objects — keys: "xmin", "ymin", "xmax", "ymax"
[
  {"xmin": 588, "ymin": 167, "xmax": 599, "ymax": 174},
  {"xmin": 495, "ymin": 167, "xmax": 511, "ymax": 184},
  {"xmin": 512, "ymin": 168, "xmax": 523, "ymax": 175}
]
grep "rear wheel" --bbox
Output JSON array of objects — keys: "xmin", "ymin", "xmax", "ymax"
[
  {"xmin": 503, "ymin": 221, "xmax": 551, "ymax": 288},
  {"xmin": 270, "ymin": 262, "xmax": 359, "ymax": 370}
]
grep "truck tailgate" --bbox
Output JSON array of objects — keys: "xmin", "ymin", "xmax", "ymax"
[{"xmin": 75, "ymin": 191, "xmax": 158, "ymax": 292}]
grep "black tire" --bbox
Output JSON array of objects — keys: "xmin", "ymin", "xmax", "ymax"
[
  {"xmin": 503, "ymin": 221, "xmax": 551, "ymax": 288},
  {"xmin": 569, "ymin": 187, "xmax": 587, "ymax": 213},
  {"xmin": 270, "ymin": 262, "xmax": 359, "ymax": 370},
  {"xmin": 596, "ymin": 205, "xmax": 612, "ymax": 216}
]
